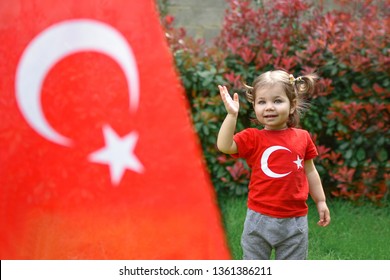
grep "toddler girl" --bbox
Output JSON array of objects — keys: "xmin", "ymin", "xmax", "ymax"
[{"xmin": 217, "ymin": 70, "xmax": 330, "ymax": 260}]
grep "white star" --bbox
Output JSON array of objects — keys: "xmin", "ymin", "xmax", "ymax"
[
  {"xmin": 88, "ymin": 125, "xmax": 144, "ymax": 186},
  {"xmin": 293, "ymin": 155, "xmax": 304, "ymax": 170}
]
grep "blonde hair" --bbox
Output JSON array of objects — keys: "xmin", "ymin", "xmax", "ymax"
[{"xmin": 244, "ymin": 70, "xmax": 318, "ymax": 127}]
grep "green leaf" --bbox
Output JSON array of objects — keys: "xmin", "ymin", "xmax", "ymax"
[
  {"xmin": 339, "ymin": 142, "xmax": 350, "ymax": 151},
  {"xmin": 202, "ymin": 125, "xmax": 210, "ymax": 136},
  {"xmin": 355, "ymin": 135, "xmax": 364, "ymax": 145},
  {"xmin": 356, "ymin": 148, "xmax": 366, "ymax": 161},
  {"xmin": 345, "ymin": 149, "xmax": 353, "ymax": 159},
  {"xmin": 377, "ymin": 148, "xmax": 388, "ymax": 162},
  {"xmin": 350, "ymin": 159, "xmax": 358, "ymax": 168}
]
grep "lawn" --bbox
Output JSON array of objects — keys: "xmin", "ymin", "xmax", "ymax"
[{"xmin": 217, "ymin": 194, "xmax": 390, "ymax": 260}]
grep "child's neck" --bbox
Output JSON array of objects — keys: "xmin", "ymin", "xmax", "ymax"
[{"xmin": 264, "ymin": 126, "xmax": 289, "ymax": 131}]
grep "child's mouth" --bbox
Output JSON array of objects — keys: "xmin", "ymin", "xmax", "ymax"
[{"xmin": 264, "ymin": 115, "xmax": 277, "ymax": 119}]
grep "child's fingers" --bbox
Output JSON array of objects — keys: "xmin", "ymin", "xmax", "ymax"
[
  {"xmin": 218, "ymin": 85, "xmax": 226, "ymax": 98},
  {"xmin": 233, "ymin": 92, "xmax": 239, "ymax": 102},
  {"xmin": 317, "ymin": 209, "xmax": 331, "ymax": 227},
  {"xmin": 218, "ymin": 85, "xmax": 232, "ymax": 102},
  {"xmin": 218, "ymin": 85, "xmax": 239, "ymax": 114}
]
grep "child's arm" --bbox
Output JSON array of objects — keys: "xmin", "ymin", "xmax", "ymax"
[
  {"xmin": 217, "ymin": 85, "xmax": 239, "ymax": 154},
  {"xmin": 305, "ymin": 159, "xmax": 331, "ymax": 227}
]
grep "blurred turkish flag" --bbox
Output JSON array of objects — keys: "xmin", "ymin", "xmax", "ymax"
[{"xmin": 0, "ymin": 0, "xmax": 230, "ymax": 259}]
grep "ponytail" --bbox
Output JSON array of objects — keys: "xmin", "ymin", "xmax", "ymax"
[
  {"xmin": 242, "ymin": 82, "xmax": 254, "ymax": 105},
  {"xmin": 289, "ymin": 73, "xmax": 318, "ymax": 96}
]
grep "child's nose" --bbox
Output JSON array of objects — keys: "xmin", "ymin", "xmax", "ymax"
[{"xmin": 265, "ymin": 102, "xmax": 274, "ymax": 110}]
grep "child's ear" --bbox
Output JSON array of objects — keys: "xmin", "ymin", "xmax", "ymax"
[{"xmin": 290, "ymin": 100, "xmax": 297, "ymax": 114}]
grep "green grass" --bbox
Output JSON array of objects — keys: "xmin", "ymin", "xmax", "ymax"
[{"xmin": 217, "ymin": 194, "xmax": 390, "ymax": 260}]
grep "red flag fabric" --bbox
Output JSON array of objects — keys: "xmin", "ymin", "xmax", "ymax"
[{"xmin": 0, "ymin": 0, "xmax": 230, "ymax": 259}]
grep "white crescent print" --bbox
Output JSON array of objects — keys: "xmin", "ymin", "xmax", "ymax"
[
  {"xmin": 261, "ymin": 145, "xmax": 292, "ymax": 178},
  {"xmin": 15, "ymin": 19, "xmax": 139, "ymax": 146}
]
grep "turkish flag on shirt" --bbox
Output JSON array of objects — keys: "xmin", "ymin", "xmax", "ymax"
[{"xmin": 0, "ymin": 0, "xmax": 230, "ymax": 259}]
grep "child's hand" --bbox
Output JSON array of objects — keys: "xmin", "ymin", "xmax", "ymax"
[
  {"xmin": 316, "ymin": 201, "xmax": 331, "ymax": 227},
  {"xmin": 218, "ymin": 85, "xmax": 239, "ymax": 116}
]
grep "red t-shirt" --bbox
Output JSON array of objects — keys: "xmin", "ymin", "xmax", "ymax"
[{"xmin": 233, "ymin": 128, "xmax": 318, "ymax": 218}]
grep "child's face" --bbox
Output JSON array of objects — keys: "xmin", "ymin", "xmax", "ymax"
[{"xmin": 253, "ymin": 84, "xmax": 295, "ymax": 130}]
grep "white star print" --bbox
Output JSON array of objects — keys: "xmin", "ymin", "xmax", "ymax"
[
  {"xmin": 88, "ymin": 125, "xmax": 144, "ymax": 186},
  {"xmin": 293, "ymin": 155, "xmax": 303, "ymax": 170}
]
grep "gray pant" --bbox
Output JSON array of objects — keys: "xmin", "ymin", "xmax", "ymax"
[{"xmin": 241, "ymin": 209, "xmax": 308, "ymax": 260}]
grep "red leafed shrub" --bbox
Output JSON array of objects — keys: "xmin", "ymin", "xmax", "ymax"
[{"xmin": 160, "ymin": 0, "xmax": 390, "ymax": 204}]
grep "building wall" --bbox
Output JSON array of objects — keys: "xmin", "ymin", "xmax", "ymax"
[
  {"xmin": 166, "ymin": 0, "xmax": 228, "ymax": 42},
  {"xmin": 161, "ymin": 0, "xmax": 340, "ymax": 43}
]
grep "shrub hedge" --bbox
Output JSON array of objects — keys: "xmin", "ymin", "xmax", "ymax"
[{"xmin": 160, "ymin": 0, "xmax": 389, "ymax": 204}]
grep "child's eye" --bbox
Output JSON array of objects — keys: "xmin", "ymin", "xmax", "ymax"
[
  {"xmin": 274, "ymin": 99, "xmax": 283, "ymax": 104},
  {"xmin": 257, "ymin": 100, "xmax": 266, "ymax": 105}
]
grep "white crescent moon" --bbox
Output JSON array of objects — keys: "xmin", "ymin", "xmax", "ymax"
[
  {"xmin": 15, "ymin": 19, "xmax": 139, "ymax": 146},
  {"xmin": 261, "ymin": 145, "xmax": 292, "ymax": 178}
]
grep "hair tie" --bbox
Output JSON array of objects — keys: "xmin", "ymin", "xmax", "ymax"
[
  {"xmin": 289, "ymin": 74, "xmax": 303, "ymax": 85},
  {"xmin": 289, "ymin": 74, "xmax": 295, "ymax": 85}
]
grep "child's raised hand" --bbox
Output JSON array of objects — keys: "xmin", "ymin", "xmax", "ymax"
[{"xmin": 218, "ymin": 85, "xmax": 239, "ymax": 116}]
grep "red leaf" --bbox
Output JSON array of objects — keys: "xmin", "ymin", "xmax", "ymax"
[
  {"xmin": 352, "ymin": 83, "xmax": 364, "ymax": 94},
  {"xmin": 373, "ymin": 83, "xmax": 385, "ymax": 94}
]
